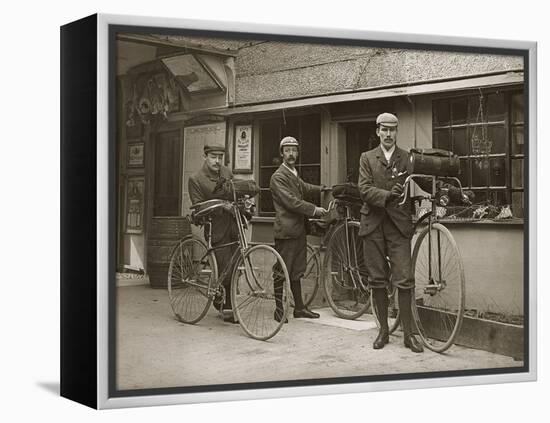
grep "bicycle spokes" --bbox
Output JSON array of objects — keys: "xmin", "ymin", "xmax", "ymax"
[{"xmin": 412, "ymin": 224, "xmax": 465, "ymax": 352}]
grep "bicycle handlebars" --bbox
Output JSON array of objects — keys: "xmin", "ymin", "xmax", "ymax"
[{"xmin": 398, "ymin": 173, "xmax": 471, "ymax": 207}]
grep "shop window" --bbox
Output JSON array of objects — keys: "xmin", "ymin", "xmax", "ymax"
[
  {"xmin": 433, "ymin": 89, "xmax": 525, "ymax": 218},
  {"xmin": 258, "ymin": 114, "xmax": 321, "ymax": 215}
]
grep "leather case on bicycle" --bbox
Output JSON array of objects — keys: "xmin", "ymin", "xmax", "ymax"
[
  {"xmin": 332, "ymin": 182, "xmax": 362, "ymax": 204},
  {"xmin": 214, "ymin": 178, "xmax": 260, "ymax": 198},
  {"xmin": 407, "ymin": 148, "xmax": 460, "ymax": 177}
]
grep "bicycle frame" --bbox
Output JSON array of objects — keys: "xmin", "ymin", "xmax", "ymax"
[
  {"xmin": 310, "ymin": 198, "xmax": 368, "ymax": 293},
  {"xmin": 400, "ymin": 173, "xmax": 467, "ymax": 295},
  {"xmin": 196, "ymin": 181, "xmax": 262, "ymax": 297}
]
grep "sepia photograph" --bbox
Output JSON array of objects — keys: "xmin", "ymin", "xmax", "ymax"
[{"xmin": 110, "ymin": 22, "xmax": 529, "ymax": 398}]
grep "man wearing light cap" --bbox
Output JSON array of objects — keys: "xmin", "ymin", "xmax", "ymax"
[
  {"xmin": 358, "ymin": 112, "xmax": 424, "ymax": 353},
  {"xmin": 188, "ymin": 142, "xmax": 239, "ymax": 323},
  {"xmin": 270, "ymin": 136, "xmax": 328, "ymax": 322}
]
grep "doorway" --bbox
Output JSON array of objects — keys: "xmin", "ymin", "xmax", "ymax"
[
  {"xmin": 344, "ymin": 122, "xmax": 378, "ymax": 183},
  {"xmin": 153, "ymin": 130, "xmax": 182, "ymax": 216}
]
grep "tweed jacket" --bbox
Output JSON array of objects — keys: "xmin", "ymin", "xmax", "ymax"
[
  {"xmin": 188, "ymin": 162, "xmax": 236, "ymax": 244},
  {"xmin": 358, "ymin": 145, "xmax": 414, "ymax": 238},
  {"xmin": 270, "ymin": 164, "xmax": 321, "ymax": 240}
]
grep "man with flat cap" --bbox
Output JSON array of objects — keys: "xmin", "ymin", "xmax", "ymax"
[
  {"xmin": 188, "ymin": 142, "xmax": 239, "ymax": 323},
  {"xmin": 358, "ymin": 112, "xmax": 424, "ymax": 353},
  {"xmin": 270, "ymin": 136, "xmax": 328, "ymax": 322}
]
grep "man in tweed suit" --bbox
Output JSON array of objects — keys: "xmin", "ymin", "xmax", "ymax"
[
  {"xmin": 188, "ymin": 142, "xmax": 239, "ymax": 323},
  {"xmin": 358, "ymin": 113, "xmax": 424, "ymax": 353},
  {"xmin": 270, "ymin": 136, "xmax": 327, "ymax": 322}
]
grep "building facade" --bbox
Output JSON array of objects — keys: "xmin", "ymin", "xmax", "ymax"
[{"xmin": 116, "ymin": 33, "xmax": 525, "ymax": 317}]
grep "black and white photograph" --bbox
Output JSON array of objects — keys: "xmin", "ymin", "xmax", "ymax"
[
  {"xmin": 10, "ymin": 1, "xmax": 547, "ymax": 420},
  {"xmin": 111, "ymin": 23, "xmax": 530, "ymax": 396}
]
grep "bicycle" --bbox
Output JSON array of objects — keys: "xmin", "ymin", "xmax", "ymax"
[
  {"xmin": 166, "ymin": 181, "xmax": 291, "ymax": 341},
  {"xmin": 399, "ymin": 173, "xmax": 468, "ymax": 352},
  {"xmin": 306, "ymin": 189, "xmax": 400, "ymax": 333}
]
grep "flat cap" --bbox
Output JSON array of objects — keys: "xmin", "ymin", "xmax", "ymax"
[
  {"xmin": 204, "ymin": 143, "xmax": 226, "ymax": 154},
  {"xmin": 376, "ymin": 112, "xmax": 398, "ymax": 127}
]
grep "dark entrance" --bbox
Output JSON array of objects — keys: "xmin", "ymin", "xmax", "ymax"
[
  {"xmin": 344, "ymin": 122, "xmax": 378, "ymax": 183},
  {"xmin": 147, "ymin": 129, "xmax": 190, "ymax": 288}
]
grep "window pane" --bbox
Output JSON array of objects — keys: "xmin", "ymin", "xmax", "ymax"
[
  {"xmin": 468, "ymin": 95, "xmax": 482, "ymax": 123},
  {"xmin": 260, "ymin": 166, "xmax": 277, "ymax": 187},
  {"xmin": 471, "ymin": 190, "xmax": 487, "ymax": 204},
  {"xmin": 472, "ymin": 159, "xmax": 489, "ymax": 187},
  {"xmin": 512, "ymin": 126, "xmax": 524, "ymax": 155},
  {"xmin": 451, "ymin": 98, "xmax": 468, "ymax": 125},
  {"xmin": 487, "ymin": 125, "xmax": 506, "ymax": 154},
  {"xmin": 300, "ymin": 114, "xmax": 321, "ymax": 164},
  {"xmin": 512, "ymin": 93, "xmax": 524, "ymax": 124},
  {"xmin": 260, "ymin": 120, "xmax": 281, "ymax": 169},
  {"xmin": 259, "ymin": 189, "xmax": 274, "ymax": 213},
  {"xmin": 298, "ymin": 165, "xmax": 321, "ymax": 185},
  {"xmin": 486, "ymin": 92, "xmax": 506, "ymax": 122},
  {"xmin": 512, "ymin": 159, "xmax": 524, "ymax": 188},
  {"xmin": 434, "ymin": 129, "xmax": 450, "ymax": 151},
  {"xmin": 452, "ymin": 128, "xmax": 468, "ymax": 156},
  {"xmin": 490, "ymin": 190, "xmax": 508, "ymax": 207},
  {"xmin": 434, "ymin": 99, "xmax": 450, "ymax": 126},
  {"xmin": 512, "ymin": 192, "xmax": 524, "ymax": 218},
  {"xmin": 282, "ymin": 116, "xmax": 299, "ymax": 139},
  {"xmin": 459, "ymin": 159, "xmax": 470, "ymax": 187},
  {"xmin": 489, "ymin": 157, "xmax": 506, "ymax": 187}
]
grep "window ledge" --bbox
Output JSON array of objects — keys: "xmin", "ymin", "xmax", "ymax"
[
  {"xmin": 429, "ymin": 217, "xmax": 524, "ymax": 226},
  {"xmin": 251, "ymin": 216, "xmax": 275, "ymax": 223}
]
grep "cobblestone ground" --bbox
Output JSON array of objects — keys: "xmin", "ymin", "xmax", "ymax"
[{"xmin": 116, "ymin": 285, "xmax": 523, "ymax": 390}]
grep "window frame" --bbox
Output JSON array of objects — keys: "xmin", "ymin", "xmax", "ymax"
[{"xmin": 432, "ymin": 87, "xmax": 524, "ymax": 218}]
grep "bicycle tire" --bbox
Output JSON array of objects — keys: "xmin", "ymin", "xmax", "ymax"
[
  {"xmin": 411, "ymin": 223, "xmax": 465, "ymax": 352},
  {"xmin": 322, "ymin": 221, "xmax": 370, "ymax": 320},
  {"xmin": 167, "ymin": 237, "xmax": 217, "ymax": 324},
  {"xmin": 231, "ymin": 244, "xmax": 290, "ymax": 341}
]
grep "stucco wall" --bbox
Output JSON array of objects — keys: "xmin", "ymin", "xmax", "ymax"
[
  {"xmin": 160, "ymin": 35, "xmax": 523, "ymax": 106},
  {"xmin": 445, "ymin": 224, "xmax": 524, "ymax": 316},
  {"xmin": 234, "ymin": 43, "xmax": 523, "ymax": 104}
]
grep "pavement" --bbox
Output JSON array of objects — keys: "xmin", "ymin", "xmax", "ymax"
[{"xmin": 116, "ymin": 285, "xmax": 523, "ymax": 391}]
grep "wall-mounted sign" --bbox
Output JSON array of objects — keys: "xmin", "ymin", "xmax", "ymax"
[
  {"xmin": 233, "ymin": 124, "xmax": 253, "ymax": 173},
  {"xmin": 125, "ymin": 176, "xmax": 145, "ymax": 234},
  {"xmin": 127, "ymin": 142, "xmax": 145, "ymax": 168}
]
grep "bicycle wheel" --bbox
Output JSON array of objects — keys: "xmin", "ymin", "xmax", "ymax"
[
  {"xmin": 323, "ymin": 221, "xmax": 370, "ymax": 320},
  {"xmin": 167, "ymin": 237, "xmax": 217, "ymax": 324},
  {"xmin": 289, "ymin": 243, "xmax": 321, "ymax": 309},
  {"xmin": 371, "ymin": 286, "xmax": 401, "ymax": 334},
  {"xmin": 231, "ymin": 244, "xmax": 290, "ymax": 340},
  {"xmin": 411, "ymin": 223, "xmax": 465, "ymax": 352}
]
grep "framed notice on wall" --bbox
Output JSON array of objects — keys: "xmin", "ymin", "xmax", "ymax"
[
  {"xmin": 125, "ymin": 176, "xmax": 144, "ymax": 234},
  {"xmin": 233, "ymin": 124, "xmax": 253, "ymax": 173},
  {"xmin": 127, "ymin": 142, "xmax": 144, "ymax": 168}
]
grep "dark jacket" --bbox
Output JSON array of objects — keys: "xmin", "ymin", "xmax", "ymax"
[
  {"xmin": 358, "ymin": 145, "xmax": 414, "ymax": 238},
  {"xmin": 188, "ymin": 162, "xmax": 236, "ymax": 244},
  {"xmin": 270, "ymin": 164, "xmax": 321, "ymax": 240}
]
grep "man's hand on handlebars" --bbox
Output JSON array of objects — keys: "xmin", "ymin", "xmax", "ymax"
[
  {"xmin": 388, "ymin": 183, "xmax": 404, "ymax": 201},
  {"xmin": 314, "ymin": 206, "xmax": 328, "ymax": 217},
  {"xmin": 320, "ymin": 185, "xmax": 332, "ymax": 193}
]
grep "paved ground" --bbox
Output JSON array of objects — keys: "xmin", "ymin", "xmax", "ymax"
[{"xmin": 116, "ymin": 285, "xmax": 523, "ymax": 390}]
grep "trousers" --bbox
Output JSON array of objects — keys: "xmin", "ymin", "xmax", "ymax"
[
  {"xmin": 361, "ymin": 213, "xmax": 414, "ymax": 290},
  {"xmin": 273, "ymin": 235, "xmax": 307, "ymax": 310}
]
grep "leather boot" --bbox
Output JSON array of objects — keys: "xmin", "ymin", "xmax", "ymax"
[
  {"xmin": 290, "ymin": 280, "xmax": 305, "ymax": 311},
  {"xmin": 398, "ymin": 288, "xmax": 424, "ymax": 353},
  {"xmin": 372, "ymin": 288, "xmax": 389, "ymax": 349}
]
